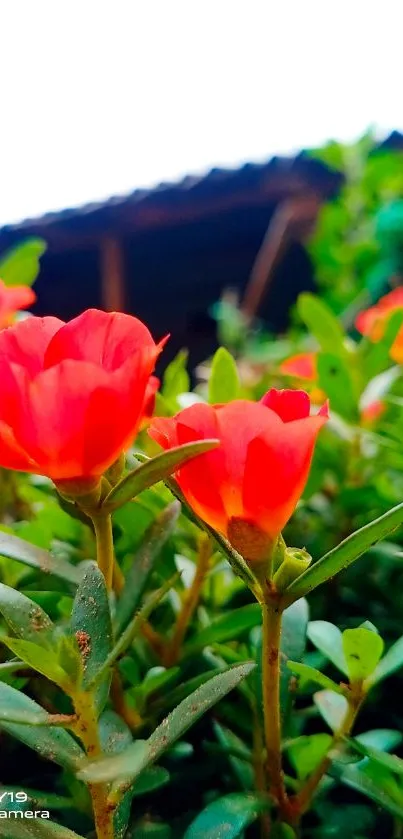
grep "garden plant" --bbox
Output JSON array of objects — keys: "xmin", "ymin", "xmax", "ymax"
[{"xmin": 1, "ymin": 137, "xmax": 403, "ymax": 839}]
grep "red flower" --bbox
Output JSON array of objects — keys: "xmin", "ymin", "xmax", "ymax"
[
  {"xmin": 0, "ymin": 309, "xmax": 165, "ymax": 482},
  {"xmin": 280, "ymin": 352, "xmax": 317, "ymax": 381},
  {"xmin": 140, "ymin": 376, "xmax": 160, "ymax": 429},
  {"xmin": 355, "ymin": 288, "xmax": 403, "ymax": 341},
  {"xmin": 0, "ymin": 279, "xmax": 36, "ymax": 327},
  {"xmin": 149, "ymin": 389, "xmax": 328, "ymax": 561},
  {"xmin": 361, "ymin": 399, "xmax": 386, "ymax": 424}
]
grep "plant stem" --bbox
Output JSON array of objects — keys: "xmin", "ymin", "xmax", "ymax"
[
  {"xmin": 164, "ymin": 533, "xmax": 211, "ymax": 666},
  {"xmin": 252, "ymin": 702, "xmax": 271, "ymax": 838},
  {"xmin": 92, "ymin": 513, "xmax": 115, "ymax": 591},
  {"xmin": 294, "ymin": 692, "xmax": 363, "ymax": 816},
  {"xmin": 111, "ymin": 671, "xmax": 142, "ymax": 729},
  {"xmin": 261, "ymin": 600, "xmax": 289, "ymax": 817},
  {"xmin": 74, "ymin": 691, "xmax": 115, "ymax": 839}
]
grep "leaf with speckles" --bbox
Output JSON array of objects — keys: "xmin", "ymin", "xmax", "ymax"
[
  {"xmin": 0, "ymin": 531, "xmax": 84, "ymax": 586},
  {"xmin": 0, "ymin": 583, "xmax": 55, "ymax": 646},
  {"xmin": 77, "ymin": 661, "xmax": 255, "ymax": 784},
  {"xmin": 0, "ymin": 681, "xmax": 84, "ymax": 770},
  {"xmin": 70, "ymin": 562, "xmax": 113, "ymax": 712}
]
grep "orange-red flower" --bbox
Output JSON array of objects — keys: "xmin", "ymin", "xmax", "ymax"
[
  {"xmin": 140, "ymin": 376, "xmax": 160, "ymax": 429},
  {"xmin": 149, "ymin": 389, "xmax": 328, "ymax": 561},
  {"xmin": 280, "ymin": 352, "xmax": 317, "ymax": 381},
  {"xmin": 0, "ymin": 309, "xmax": 165, "ymax": 482},
  {"xmin": 355, "ymin": 288, "xmax": 403, "ymax": 341},
  {"xmin": 360, "ymin": 399, "xmax": 386, "ymax": 425},
  {"xmin": 0, "ymin": 279, "xmax": 36, "ymax": 327}
]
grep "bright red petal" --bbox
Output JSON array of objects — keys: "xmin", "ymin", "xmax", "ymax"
[
  {"xmin": 261, "ymin": 388, "xmax": 311, "ymax": 422},
  {"xmin": 0, "ymin": 316, "xmax": 64, "ymax": 376},
  {"xmin": 149, "ymin": 416, "xmax": 180, "ymax": 449},
  {"xmin": 44, "ymin": 309, "xmax": 160, "ymax": 372},
  {"xmin": 243, "ymin": 412, "xmax": 327, "ymax": 537}
]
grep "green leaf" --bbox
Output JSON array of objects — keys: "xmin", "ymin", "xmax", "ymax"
[
  {"xmin": 342, "ymin": 628, "xmax": 384, "ymax": 683},
  {"xmin": 183, "ymin": 604, "xmax": 261, "ymax": 655},
  {"xmin": 357, "ymin": 729, "xmax": 402, "ymax": 752},
  {"xmin": 0, "ymin": 531, "xmax": 83, "ymax": 586},
  {"xmin": 317, "ymin": 352, "xmax": 358, "ymax": 421},
  {"xmin": 103, "ymin": 440, "xmax": 219, "ymax": 512},
  {"xmin": 314, "ymin": 690, "xmax": 349, "ymax": 732},
  {"xmin": 0, "ymin": 701, "xmax": 49, "ymax": 726},
  {"xmin": 77, "ymin": 661, "xmax": 255, "ymax": 784},
  {"xmin": 367, "ymin": 636, "xmax": 403, "ymax": 687},
  {"xmin": 213, "ymin": 721, "xmax": 253, "ymax": 790},
  {"xmin": 331, "ymin": 759, "xmax": 403, "ymax": 819},
  {"xmin": 307, "ymin": 621, "xmax": 347, "ymax": 674},
  {"xmin": 287, "ymin": 661, "xmax": 344, "ymax": 694},
  {"xmin": 297, "ymin": 293, "xmax": 347, "ymax": 355},
  {"xmin": 1, "ymin": 638, "xmax": 69, "ymax": 689},
  {"xmin": 0, "ymin": 238, "xmax": 46, "ymax": 287},
  {"xmin": 132, "ymin": 766, "xmax": 170, "ymax": 797},
  {"xmin": 287, "ymin": 733, "xmax": 332, "ymax": 780},
  {"xmin": 279, "ymin": 599, "xmax": 309, "ymax": 724},
  {"xmin": 0, "ymin": 584, "xmax": 54, "ymax": 646},
  {"xmin": 348, "ymin": 737, "xmax": 403, "ymax": 775},
  {"xmin": 285, "ymin": 501, "xmax": 403, "ymax": 602},
  {"xmin": 162, "ymin": 350, "xmax": 190, "ymax": 403},
  {"xmin": 115, "ymin": 501, "xmax": 180, "ymax": 634},
  {"xmin": 362, "ymin": 308, "xmax": 403, "ymax": 379},
  {"xmin": 91, "ymin": 573, "xmax": 179, "ymax": 686},
  {"xmin": 71, "ymin": 562, "xmax": 112, "ymax": 710},
  {"xmin": 0, "ymin": 681, "xmax": 84, "ymax": 769},
  {"xmin": 184, "ymin": 793, "xmax": 266, "ymax": 839},
  {"xmin": 208, "ymin": 347, "xmax": 240, "ymax": 404},
  {"xmin": 0, "ymin": 819, "xmax": 84, "ymax": 838}
]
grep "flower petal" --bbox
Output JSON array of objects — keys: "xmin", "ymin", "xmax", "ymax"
[
  {"xmin": 261, "ymin": 388, "xmax": 311, "ymax": 421},
  {"xmin": 243, "ymin": 413, "xmax": 327, "ymax": 537},
  {"xmin": 0, "ymin": 316, "xmax": 64, "ymax": 376},
  {"xmin": 44, "ymin": 308, "xmax": 162, "ymax": 372}
]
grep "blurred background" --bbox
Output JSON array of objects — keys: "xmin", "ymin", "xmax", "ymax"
[{"xmin": 1, "ymin": 1, "xmax": 402, "ymax": 371}]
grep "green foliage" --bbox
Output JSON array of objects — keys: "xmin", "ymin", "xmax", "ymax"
[
  {"xmin": 208, "ymin": 347, "xmax": 240, "ymax": 403},
  {"xmin": 184, "ymin": 793, "xmax": 267, "ymax": 838},
  {"xmin": 0, "ymin": 239, "xmax": 46, "ymax": 287}
]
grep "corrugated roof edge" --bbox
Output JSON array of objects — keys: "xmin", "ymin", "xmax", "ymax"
[
  {"xmin": 0, "ymin": 150, "xmax": 340, "ymax": 234},
  {"xmin": 2, "ymin": 132, "xmax": 401, "ymax": 234}
]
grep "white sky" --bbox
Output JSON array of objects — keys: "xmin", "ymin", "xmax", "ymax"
[{"xmin": 1, "ymin": 1, "xmax": 402, "ymax": 226}]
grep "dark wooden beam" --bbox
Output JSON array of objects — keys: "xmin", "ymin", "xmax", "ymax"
[{"xmin": 100, "ymin": 236, "xmax": 126, "ymax": 312}]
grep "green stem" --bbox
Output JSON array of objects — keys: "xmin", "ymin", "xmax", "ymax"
[
  {"xmin": 91, "ymin": 513, "xmax": 115, "ymax": 591},
  {"xmin": 74, "ymin": 691, "xmax": 115, "ymax": 839},
  {"xmin": 262, "ymin": 600, "xmax": 289, "ymax": 817}
]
